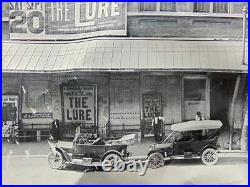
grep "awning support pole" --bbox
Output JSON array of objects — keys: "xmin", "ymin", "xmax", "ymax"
[
  {"xmin": 242, "ymin": 6, "xmax": 247, "ymax": 65},
  {"xmin": 229, "ymin": 75, "xmax": 241, "ymax": 150}
]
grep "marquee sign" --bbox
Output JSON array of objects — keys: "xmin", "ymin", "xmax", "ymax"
[
  {"xmin": 62, "ymin": 85, "xmax": 96, "ymax": 126},
  {"xmin": 9, "ymin": 2, "xmax": 127, "ymax": 40}
]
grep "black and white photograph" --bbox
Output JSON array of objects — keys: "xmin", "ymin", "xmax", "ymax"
[{"xmin": 2, "ymin": 2, "xmax": 248, "ymax": 185}]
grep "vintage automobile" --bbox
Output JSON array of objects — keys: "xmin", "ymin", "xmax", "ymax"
[
  {"xmin": 147, "ymin": 120, "xmax": 223, "ymax": 168},
  {"xmin": 48, "ymin": 134, "xmax": 136, "ymax": 170}
]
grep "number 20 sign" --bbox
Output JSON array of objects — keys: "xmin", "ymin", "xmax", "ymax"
[{"xmin": 9, "ymin": 2, "xmax": 45, "ymax": 36}]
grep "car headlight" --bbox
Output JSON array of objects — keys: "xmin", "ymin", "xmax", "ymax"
[{"xmin": 149, "ymin": 144, "xmax": 156, "ymax": 150}]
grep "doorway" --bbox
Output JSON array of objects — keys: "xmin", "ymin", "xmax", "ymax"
[{"xmin": 183, "ymin": 77, "xmax": 209, "ymax": 121}]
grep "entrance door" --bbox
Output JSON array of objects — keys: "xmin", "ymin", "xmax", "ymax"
[
  {"xmin": 183, "ymin": 78, "xmax": 209, "ymax": 121},
  {"xmin": 109, "ymin": 80, "xmax": 140, "ymax": 131}
]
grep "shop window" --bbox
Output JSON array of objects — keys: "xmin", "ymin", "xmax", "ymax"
[
  {"xmin": 184, "ymin": 79, "xmax": 206, "ymax": 101},
  {"xmin": 24, "ymin": 82, "xmax": 52, "ymax": 109},
  {"xmin": 160, "ymin": 2, "xmax": 176, "ymax": 11},
  {"xmin": 194, "ymin": 2, "xmax": 229, "ymax": 13},
  {"xmin": 140, "ymin": 2, "xmax": 156, "ymax": 11}
]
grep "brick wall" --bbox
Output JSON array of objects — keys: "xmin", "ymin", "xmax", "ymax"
[{"xmin": 128, "ymin": 16, "xmax": 247, "ymax": 39}]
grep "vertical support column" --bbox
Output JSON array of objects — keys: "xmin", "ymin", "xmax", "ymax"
[
  {"xmin": 229, "ymin": 75, "xmax": 241, "ymax": 150},
  {"xmin": 107, "ymin": 73, "xmax": 111, "ymax": 138},
  {"xmin": 37, "ymin": 130, "xmax": 41, "ymax": 142},
  {"xmin": 180, "ymin": 73, "xmax": 184, "ymax": 122},
  {"xmin": 206, "ymin": 76, "xmax": 210, "ymax": 119},
  {"xmin": 242, "ymin": 6, "xmax": 247, "ymax": 65},
  {"xmin": 139, "ymin": 72, "xmax": 143, "ymax": 139}
]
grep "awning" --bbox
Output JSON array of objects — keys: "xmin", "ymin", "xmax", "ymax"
[{"xmin": 2, "ymin": 38, "xmax": 248, "ymax": 73}]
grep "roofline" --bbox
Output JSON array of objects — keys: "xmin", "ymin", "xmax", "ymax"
[
  {"xmin": 3, "ymin": 36, "xmax": 247, "ymax": 45},
  {"xmin": 2, "ymin": 69, "xmax": 247, "ymax": 74}
]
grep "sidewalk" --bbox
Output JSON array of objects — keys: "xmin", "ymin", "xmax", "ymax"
[{"xmin": 2, "ymin": 139, "xmax": 248, "ymax": 159}]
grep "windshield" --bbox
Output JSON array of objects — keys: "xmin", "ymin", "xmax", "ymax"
[{"xmin": 162, "ymin": 131, "xmax": 183, "ymax": 143}]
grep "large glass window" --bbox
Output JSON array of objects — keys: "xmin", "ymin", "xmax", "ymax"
[
  {"xmin": 160, "ymin": 2, "xmax": 176, "ymax": 11},
  {"xmin": 194, "ymin": 2, "xmax": 229, "ymax": 13},
  {"xmin": 140, "ymin": 2, "xmax": 176, "ymax": 12},
  {"xmin": 194, "ymin": 2, "xmax": 210, "ymax": 12},
  {"xmin": 24, "ymin": 81, "xmax": 52, "ymax": 108},
  {"xmin": 213, "ymin": 2, "xmax": 229, "ymax": 13},
  {"xmin": 184, "ymin": 79, "xmax": 206, "ymax": 101},
  {"xmin": 140, "ymin": 2, "xmax": 156, "ymax": 11}
]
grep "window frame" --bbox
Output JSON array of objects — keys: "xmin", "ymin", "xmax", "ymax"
[
  {"xmin": 194, "ymin": 2, "xmax": 231, "ymax": 14},
  {"xmin": 140, "ymin": 2, "xmax": 176, "ymax": 12}
]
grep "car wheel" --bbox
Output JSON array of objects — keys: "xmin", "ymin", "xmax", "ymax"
[
  {"xmin": 48, "ymin": 151, "xmax": 64, "ymax": 169},
  {"xmin": 201, "ymin": 148, "xmax": 218, "ymax": 166},
  {"xmin": 102, "ymin": 153, "xmax": 125, "ymax": 172},
  {"xmin": 148, "ymin": 152, "xmax": 164, "ymax": 169}
]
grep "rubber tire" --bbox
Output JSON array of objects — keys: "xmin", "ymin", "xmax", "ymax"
[
  {"xmin": 201, "ymin": 148, "xmax": 218, "ymax": 166},
  {"xmin": 102, "ymin": 153, "xmax": 125, "ymax": 172},
  {"xmin": 148, "ymin": 152, "xmax": 164, "ymax": 169},
  {"xmin": 48, "ymin": 151, "xmax": 64, "ymax": 169}
]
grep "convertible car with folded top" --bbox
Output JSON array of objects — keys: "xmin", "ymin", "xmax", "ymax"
[
  {"xmin": 147, "ymin": 120, "xmax": 223, "ymax": 168},
  {"xmin": 47, "ymin": 134, "xmax": 136, "ymax": 170}
]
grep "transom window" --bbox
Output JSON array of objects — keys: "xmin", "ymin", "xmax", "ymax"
[
  {"xmin": 140, "ymin": 2, "xmax": 176, "ymax": 12},
  {"xmin": 194, "ymin": 2, "xmax": 229, "ymax": 13}
]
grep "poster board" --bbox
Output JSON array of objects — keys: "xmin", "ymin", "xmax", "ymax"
[
  {"xmin": 9, "ymin": 2, "xmax": 127, "ymax": 40},
  {"xmin": 143, "ymin": 93, "xmax": 162, "ymax": 123},
  {"xmin": 62, "ymin": 85, "xmax": 97, "ymax": 127}
]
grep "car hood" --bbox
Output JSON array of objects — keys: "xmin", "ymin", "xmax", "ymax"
[{"xmin": 151, "ymin": 142, "xmax": 173, "ymax": 149}]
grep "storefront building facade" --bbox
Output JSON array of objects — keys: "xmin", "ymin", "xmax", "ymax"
[{"xmin": 2, "ymin": 2, "xmax": 248, "ymax": 149}]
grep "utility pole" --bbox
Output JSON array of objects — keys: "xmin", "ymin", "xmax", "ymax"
[{"xmin": 242, "ymin": 6, "xmax": 247, "ymax": 65}]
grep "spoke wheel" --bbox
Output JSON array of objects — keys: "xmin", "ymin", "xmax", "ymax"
[
  {"xmin": 201, "ymin": 148, "xmax": 218, "ymax": 166},
  {"xmin": 48, "ymin": 151, "xmax": 64, "ymax": 169},
  {"xmin": 102, "ymin": 153, "xmax": 124, "ymax": 172},
  {"xmin": 148, "ymin": 152, "xmax": 164, "ymax": 169}
]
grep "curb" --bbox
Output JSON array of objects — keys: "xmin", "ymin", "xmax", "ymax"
[
  {"xmin": 2, "ymin": 153, "xmax": 248, "ymax": 159},
  {"xmin": 2, "ymin": 154, "xmax": 48, "ymax": 159}
]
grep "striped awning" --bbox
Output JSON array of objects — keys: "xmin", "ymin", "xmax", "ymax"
[{"xmin": 2, "ymin": 38, "xmax": 248, "ymax": 73}]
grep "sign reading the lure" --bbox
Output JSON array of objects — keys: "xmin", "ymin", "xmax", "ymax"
[
  {"xmin": 9, "ymin": 2, "xmax": 126, "ymax": 40},
  {"xmin": 62, "ymin": 85, "xmax": 96, "ymax": 125}
]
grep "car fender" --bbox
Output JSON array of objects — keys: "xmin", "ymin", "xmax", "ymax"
[
  {"xmin": 55, "ymin": 147, "xmax": 72, "ymax": 162},
  {"xmin": 148, "ymin": 149, "xmax": 166, "ymax": 158},
  {"xmin": 200, "ymin": 144, "xmax": 217, "ymax": 156},
  {"xmin": 101, "ymin": 150, "xmax": 124, "ymax": 161}
]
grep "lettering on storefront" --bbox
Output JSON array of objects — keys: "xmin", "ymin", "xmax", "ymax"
[
  {"xmin": 9, "ymin": 2, "xmax": 127, "ymax": 40},
  {"xmin": 22, "ymin": 112, "xmax": 53, "ymax": 119},
  {"xmin": 62, "ymin": 85, "xmax": 96, "ymax": 125}
]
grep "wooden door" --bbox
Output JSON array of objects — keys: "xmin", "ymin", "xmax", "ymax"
[{"xmin": 109, "ymin": 80, "xmax": 140, "ymax": 130}]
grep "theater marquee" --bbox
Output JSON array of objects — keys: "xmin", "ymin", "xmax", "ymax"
[
  {"xmin": 62, "ymin": 85, "xmax": 96, "ymax": 126},
  {"xmin": 9, "ymin": 2, "xmax": 127, "ymax": 40}
]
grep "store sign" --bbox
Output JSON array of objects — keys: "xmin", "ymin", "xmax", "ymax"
[
  {"xmin": 143, "ymin": 94, "xmax": 162, "ymax": 122},
  {"xmin": 62, "ymin": 85, "xmax": 96, "ymax": 125},
  {"xmin": 9, "ymin": 2, "xmax": 127, "ymax": 40},
  {"xmin": 22, "ymin": 112, "xmax": 53, "ymax": 119}
]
